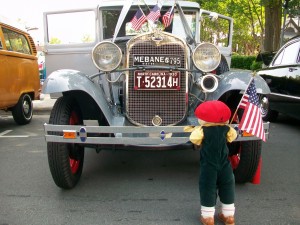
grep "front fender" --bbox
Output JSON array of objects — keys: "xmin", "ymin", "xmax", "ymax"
[
  {"xmin": 209, "ymin": 70, "xmax": 270, "ymax": 100},
  {"xmin": 42, "ymin": 69, "xmax": 113, "ymax": 124}
]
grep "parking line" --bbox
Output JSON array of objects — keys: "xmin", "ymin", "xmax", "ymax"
[
  {"xmin": 0, "ymin": 130, "xmax": 29, "ymax": 138},
  {"xmin": 0, "ymin": 130, "xmax": 13, "ymax": 136}
]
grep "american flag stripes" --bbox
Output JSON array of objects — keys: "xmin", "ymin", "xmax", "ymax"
[
  {"xmin": 162, "ymin": 5, "xmax": 175, "ymax": 28},
  {"xmin": 238, "ymin": 78, "xmax": 266, "ymax": 142},
  {"xmin": 239, "ymin": 92, "xmax": 249, "ymax": 109},
  {"xmin": 146, "ymin": 4, "xmax": 161, "ymax": 22},
  {"xmin": 131, "ymin": 7, "xmax": 147, "ymax": 30}
]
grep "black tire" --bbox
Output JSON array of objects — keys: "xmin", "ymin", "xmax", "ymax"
[
  {"xmin": 228, "ymin": 140, "xmax": 262, "ymax": 183},
  {"xmin": 12, "ymin": 94, "xmax": 33, "ymax": 125},
  {"xmin": 47, "ymin": 96, "xmax": 84, "ymax": 189},
  {"xmin": 216, "ymin": 55, "xmax": 229, "ymax": 75}
]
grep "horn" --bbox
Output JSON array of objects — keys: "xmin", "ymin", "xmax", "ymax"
[{"xmin": 196, "ymin": 74, "xmax": 218, "ymax": 93}]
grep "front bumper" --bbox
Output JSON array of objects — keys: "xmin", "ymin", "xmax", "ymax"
[{"xmin": 44, "ymin": 122, "xmax": 270, "ymax": 146}]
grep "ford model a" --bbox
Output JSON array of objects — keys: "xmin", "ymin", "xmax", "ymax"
[{"xmin": 43, "ymin": 1, "xmax": 270, "ymax": 189}]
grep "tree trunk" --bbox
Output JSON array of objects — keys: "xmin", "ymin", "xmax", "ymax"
[{"xmin": 263, "ymin": 0, "xmax": 282, "ymax": 52}]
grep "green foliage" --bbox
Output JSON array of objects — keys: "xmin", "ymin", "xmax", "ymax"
[
  {"xmin": 250, "ymin": 61, "xmax": 263, "ymax": 71},
  {"xmin": 81, "ymin": 34, "xmax": 93, "ymax": 43},
  {"xmin": 231, "ymin": 55, "xmax": 257, "ymax": 70},
  {"xmin": 49, "ymin": 37, "xmax": 61, "ymax": 44},
  {"xmin": 191, "ymin": 0, "xmax": 264, "ymax": 55}
]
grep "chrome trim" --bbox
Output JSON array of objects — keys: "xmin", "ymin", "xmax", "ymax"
[
  {"xmin": 44, "ymin": 122, "xmax": 270, "ymax": 145},
  {"xmin": 125, "ymin": 31, "xmax": 190, "ymax": 126},
  {"xmin": 269, "ymin": 92, "xmax": 300, "ymax": 100}
]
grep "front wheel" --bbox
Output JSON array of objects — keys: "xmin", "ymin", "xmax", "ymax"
[
  {"xmin": 228, "ymin": 140, "xmax": 262, "ymax": 183},
  {"xmin": 12, "ymin": 94, "xmax": 33, "ymax": 125},
  {"xmin": 47, "ymin": 96, "xmax": 84, "ymax": 189}
]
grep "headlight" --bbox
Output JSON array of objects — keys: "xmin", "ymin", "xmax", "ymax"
[
  {"xmin": 192, "ymin": 43, "xmax": 221, "ymax": 72},
  {"xmin": 92, "ymin": 41, "xmax": 122, "ymax": 72}
]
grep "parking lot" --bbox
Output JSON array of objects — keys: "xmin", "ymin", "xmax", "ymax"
[{"xmin": 0, "ymin": 110, "xmax": 299, "ymax": 225}]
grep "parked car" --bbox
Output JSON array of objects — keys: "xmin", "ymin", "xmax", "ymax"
[
  {"xmin": 42, "ymin": 1, "xmax": 270, "ymax": 189},
  {"xmin": 0, "ymin": 21, "xmax": 40, "ymax": 124},
  {"xmin": 37, "ymin": 51, "xmax": 46, "ymax": 85},
  {"xmin": 258, "ymin": 36, "xmax": 300, "ymax": 121}
]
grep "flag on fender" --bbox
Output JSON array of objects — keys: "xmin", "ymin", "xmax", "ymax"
[
  {"xmin": 162, "ymin": 5, "xmax": 175, "ymax": 28},
  {"xmin": 131, "ymin": 7, "xmax": 147, "ymax": 30},
  {"xmin": 238, "ymin": 78, "xmax": 266, "ymax": 142},
  {"xmin": 147, "ymin": 4, "xmax": 161, "ymax": 22}
]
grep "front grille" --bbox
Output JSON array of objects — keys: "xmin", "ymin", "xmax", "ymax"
[{"xmin": 126, "ymin": 33, "xmax": 187, "ymax": 126}]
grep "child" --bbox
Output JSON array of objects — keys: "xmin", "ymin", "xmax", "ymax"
[{"xmin": 187, "ymin": 100, "xmax": 237, "ymax": 225}]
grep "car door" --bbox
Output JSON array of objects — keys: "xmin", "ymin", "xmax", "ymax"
[
  {"xmin": 285, "ymin": 43, "xmax": 300, "ymax": 98},
  {"xmin": 262, "ymin": 39, "xmax": 300, "ymax": 118}
]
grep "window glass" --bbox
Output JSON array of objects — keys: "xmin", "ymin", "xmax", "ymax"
[
  {"xmin": 273, "ymin": 41, "xmax": 300, "ymax": 66},
  {"xmin": 102, "ymin": 10, "xmax": 120, "ymax": 39},
  {"xmin": 200, "ymin": 12, "xmax": 230, "ymax": 47},
  {"xmin": 281, "ymin": 41, "xmax": 300, "ymax": 65},
  {"xmin": 2, "ymin": 28, "xmax": 31, "ymax": 54},
  {"xmin": 101, "ymin": 7, "xmax": 196, "ymax": 40},
  {"xmin": 47, "ymin": 11, "xmax": 96, "ymax": 44},
  {"xmin": 273, "ymin": 50, "xmax": 284, "ymax": 66}
]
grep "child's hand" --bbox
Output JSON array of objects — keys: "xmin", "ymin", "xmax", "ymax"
[{"xmin": 183, "ymin": 126, "xmax": 195, "ymax": 132}]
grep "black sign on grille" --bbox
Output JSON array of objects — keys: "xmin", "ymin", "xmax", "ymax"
[{"xmin": 133, "ymin": 54, "xmax": 181, "ymax": 66}]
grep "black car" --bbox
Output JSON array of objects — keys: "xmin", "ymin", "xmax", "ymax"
[{"xmin": 258, "ymin": 36, "xmax": 300, "ymax": 121}]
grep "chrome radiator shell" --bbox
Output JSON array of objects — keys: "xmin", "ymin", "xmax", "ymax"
[{"xmin": 125, "ymin": 32, "xmax": 189, "ymax": 126}]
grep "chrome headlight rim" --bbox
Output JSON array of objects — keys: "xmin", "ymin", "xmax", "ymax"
[
  {"xmin": 192, "ymin": 43, "xmax": 221, "ymax": 72},
  {"xmin": 92, "ymin": 41, "xmax": 122, "ymax": 72}
]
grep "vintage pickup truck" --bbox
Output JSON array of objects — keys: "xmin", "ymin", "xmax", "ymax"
[{"xmin": 42, "ymin": 0, "xmax": 270, "ymax": 189}]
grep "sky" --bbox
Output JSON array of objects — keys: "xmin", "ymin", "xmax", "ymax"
[{"xmin": 0, "ymin": 0, "xmax": 102, "ymax": 44}]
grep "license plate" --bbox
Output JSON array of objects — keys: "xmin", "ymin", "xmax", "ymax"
[{"xmin": 134, "ymin": 70, "xmax": 180, "ymax": 90}]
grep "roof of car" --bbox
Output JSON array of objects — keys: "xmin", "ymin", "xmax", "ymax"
[{"xmin": 0, "ymin": 16, "xmax": 27, "ymax": 32}]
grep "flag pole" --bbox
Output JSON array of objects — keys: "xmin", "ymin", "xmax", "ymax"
[{"xmin": 229, "ymin": 72, "xmax": 256, "ymax": 124}]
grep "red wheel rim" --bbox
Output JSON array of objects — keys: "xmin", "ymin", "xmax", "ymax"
[
  {"xmin": 228, "ymin": 144, "xmax": 241, "ymax": 170},
  {"xmin": 69, "ymin": 111, "xmax": 80, "ymax": 174},
  {"xmin": 229, "ymin": 155, "xmax": 240, "ymax": 169},
  {"xmin": 70, "ymin": 158, "xmax": 80, "ymax": 174}
]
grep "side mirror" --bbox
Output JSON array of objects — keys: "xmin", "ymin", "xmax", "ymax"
[
  {"xmin": 200, "ymin": 12, "xmax": 218, "ymax": 22},
  {"xmin": 256, "ymin": 51, "xmax": 276, "ymax": 66},
  {"xmin": 209, "ymin": 12, "xmax": 218, "ymax": 21}
]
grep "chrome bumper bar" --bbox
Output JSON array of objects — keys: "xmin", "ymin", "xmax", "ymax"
[{"xmin": 44, "ymin": 122, "xmax": 270, "ymax": 145}]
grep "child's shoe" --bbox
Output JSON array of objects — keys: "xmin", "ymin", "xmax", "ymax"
[
  {"xmin": 218, "ymin": 213, "xmax": 235, "ymax": 225},
  {"xmin": 200, "ymin": 216, "xmax": 214, "ymax": 225}
]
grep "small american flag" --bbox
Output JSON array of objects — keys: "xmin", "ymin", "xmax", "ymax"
[
  {"xmin": 147, "ymin": 4, "xmax": 161, "ymax": 22},
  {"xmin": 162, "ymin": 5, "xmax": 175, "ymax": 28},
  {"xmin": 131, "ymin": 8, "xmax": 147, "ymax": 30},
  {"xmin": 238, "ymin": 79, "xmax": 266, "ymax": 142}
]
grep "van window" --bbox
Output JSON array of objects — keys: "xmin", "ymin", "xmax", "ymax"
[{"xmin": 2, "ymin": 28, "xmax": 31, "ymax": 54}]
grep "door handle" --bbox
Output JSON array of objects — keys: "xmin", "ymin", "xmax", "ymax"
[{"xmin": 289, "ymin": 68, "xmax": 298, "ymax": 72}]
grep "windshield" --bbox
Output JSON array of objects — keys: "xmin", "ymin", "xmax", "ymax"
[{"xmin": 101, "ymin": 6, "xmax": 196, "ymax": 40}]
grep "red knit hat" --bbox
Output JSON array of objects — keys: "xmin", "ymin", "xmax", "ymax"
[{"xmin": 194, "ymin": 100, "xmax": 231, "ymax": 123}]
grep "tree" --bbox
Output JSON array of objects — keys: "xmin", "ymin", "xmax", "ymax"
[
  {"xmin": 192, "ymin": 0, "xmax": 287, "ymax": 54},
  {"xmin": 193, "ymin": 0, "xmax": 264, "ymax": 55},
  {"xmin": 261, "ymin": 0, "xmax": 282, "ymax": 52}
]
